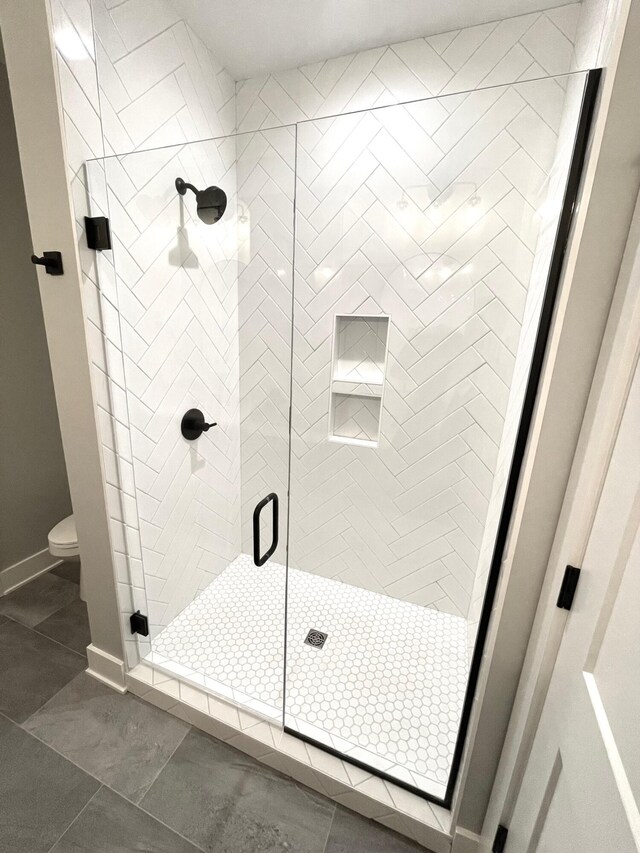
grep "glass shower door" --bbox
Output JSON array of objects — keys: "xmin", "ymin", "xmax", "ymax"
[
  {"xmin": 90, "ymin": 125, "xmax": 296, "ymax": 719},
  {"xmin": 87, "ymin": 69, "xmax": 591, "ymax": 801},
  {"xmin": 284, "ymin": 75, "xmax": 589, "ymax": 799}
]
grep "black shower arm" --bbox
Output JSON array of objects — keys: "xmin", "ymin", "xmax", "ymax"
[{"xmin": 175, "ymin": 177, "xmax": 198, "ymax": 197}]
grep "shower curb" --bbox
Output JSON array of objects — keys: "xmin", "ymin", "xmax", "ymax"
[{"xmin": 126, "ymin": 662, "xmax": 453, "ymax": 852}]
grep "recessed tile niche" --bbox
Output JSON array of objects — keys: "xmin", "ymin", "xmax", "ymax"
[{"xmin": 329, "ymin": 316, "xmax": 389, "ymax": 447}]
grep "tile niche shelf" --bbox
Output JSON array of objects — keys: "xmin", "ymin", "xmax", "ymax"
[{"xmin": 329, "ymin": 315, "xmax": 389, "ymax": 447}]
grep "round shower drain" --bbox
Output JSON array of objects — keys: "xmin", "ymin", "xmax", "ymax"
[{"xmin": 304, "ymin": 629, "xmax": 328, "ymax": 648}]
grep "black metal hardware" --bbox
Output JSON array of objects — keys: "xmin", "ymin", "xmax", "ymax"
[
  {"xmin": 31, "ymin": 251, "xmax": 63, "ymax": 276},
  {"xmin": 85, "ymin": 216, "xmax": 112, "ymax": 251},
  {"xmin": 492, "ymin": 825, "xmax": 508, "ymax": 853},
  {"xmin": 130, "ymin": 610, "xmax": 149, "ymax": 636},
  {"xmin": 557, "ymin": 564, "xmax": 581, "ymax": 610},
  {"xmin": 253, "ymin": 492, "xmax": 278, "ymax": 567},
  {"xmin": 180, "ymin": 408, "xmax": 217, "ymax": 440}
]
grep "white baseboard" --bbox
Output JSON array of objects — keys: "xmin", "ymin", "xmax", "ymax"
[
  {"xmin": 452, "ymin": 827, "xmax": 481, "ymax": 853},
  {"xmin": 0, "ymin": 548, "xmax": 61, "ymax": 596},
  {"xmin": 86, "ymin": 644, "xmax": 127, "ymax": 693}
]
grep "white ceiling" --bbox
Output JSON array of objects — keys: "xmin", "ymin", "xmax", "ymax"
[{"xmin": 171, "ymin": 0, "xmax": 569, "ymax": 79}]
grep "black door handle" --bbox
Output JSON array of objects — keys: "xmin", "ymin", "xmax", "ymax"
[
  {"xmin": 31, "ymin": 251, "xmax": 64, "ymax": 276},
  {"xmin": 253, "ymin": 493, "xmax": 278, "ymax": 567}
]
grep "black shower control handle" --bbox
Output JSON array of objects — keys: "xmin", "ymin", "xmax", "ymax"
[
  {"xmin": 181, "ymin": 408, "xmax": 217, "ymax": 440},
  {"xmin": 31, "ymin": 251, "xmax": 64, "ymax": 276}
]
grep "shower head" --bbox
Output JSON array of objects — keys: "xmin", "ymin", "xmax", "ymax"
[{"xmin": 175, "ymin": 177, "xmax": 227, "ymax": 224}]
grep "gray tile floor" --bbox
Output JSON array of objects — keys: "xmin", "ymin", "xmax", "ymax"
[{"xmin": 0, "ymin": 564, "xmax": 429, "ymax": 853}]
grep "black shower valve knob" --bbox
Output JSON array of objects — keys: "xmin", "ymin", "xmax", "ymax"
[{"xmin": 181, "ymin": 408, "xmax": 217, "ymax": 440}]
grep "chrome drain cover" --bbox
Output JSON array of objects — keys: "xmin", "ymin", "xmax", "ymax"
[{"xmin": 304, "ymin": 629, "xmax": 328, "ymax": 649}]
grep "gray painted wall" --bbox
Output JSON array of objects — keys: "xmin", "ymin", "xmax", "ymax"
[{"xmin": 0, "ymin": 55, "xmax": 71, "ymax": 571}]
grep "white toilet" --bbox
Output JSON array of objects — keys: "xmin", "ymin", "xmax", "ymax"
[{"xmin": 48, "ymin": 514, "xmax": 85, "ymax": 601}]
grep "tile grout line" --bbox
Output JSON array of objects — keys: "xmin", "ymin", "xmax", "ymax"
[
  {"xmin": 7, "ymin": 614, "xmax": 200, "ymax": 848},
  {"xmin": 53, "ymin": 771, "xmax": 207, "ymax": 853},
  {"xmin": 18, "ymin": 716, "xmax": 108, "ymax": 776},
  {"xmin": 122, "ymin": 785, "xmax": 209, "ymax": 853},
  {"xmin": 43, "ymin": 784, "xmax": 103, "ymax": 853},
  {"xmin": 2, "ymin": 612, "xmax": 88, "ymax": 662},
  {"xmin": 3, "ymin": 708, "xmax": 105, "ymax": 849},
  {"xmin": 321, "ymin": 802, "xmax": 338, "ymax": 853},
  {"xmin": 28, "ymin": 621, "xmax": 89, "ymax": 661},
  {"xmin": 135, "ymin": 719, "xmax": 192, "ymax": 803},
  {"xmin": 4, "ymin": 707, "xmax": 112, "ymax": 814},
  {"xmin": 16, "ymin": 714, "xmax": 207, "ymax": 851}
]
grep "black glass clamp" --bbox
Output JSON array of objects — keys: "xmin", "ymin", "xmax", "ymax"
[{"xmin": 85, "ymin": 216, "xmax": 112, "ymax": 251}]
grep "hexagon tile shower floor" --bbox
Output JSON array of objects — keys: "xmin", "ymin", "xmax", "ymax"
[{"xmin": 148, "ymin": 555, "xmax": 468, "ymax": 797}]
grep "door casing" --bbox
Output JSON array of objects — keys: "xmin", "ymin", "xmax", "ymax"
[
  {"xmin": 478, "ymin": 0, "xmax": 640, "ymax": 845},
  {"xmin": 0, "ymin": 0, "xmax": 124, "ymax": 683}
]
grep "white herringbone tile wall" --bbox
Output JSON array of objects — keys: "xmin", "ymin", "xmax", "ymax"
[
  {"xmin": 282, "ymin": 78, "xmax": 572, "ymax": 620},
  {"xmin": 90, "ymin": 0, "xmax": 240, "ymax": 636},
  {"xmin": 465, "ymin": 71, "xmax": 589, "ymax": 647},
  {"xmin": 92, "ymin": 0, "xmax": 235, "ymax": 152},
  {"xmin": 51, "ymin": 0, "xmax": 241, "ymax": 654},
  {"xmin": 236, "ymin": 5, "xmax": 580, "ymax": 133},
  {"xmin": 52, "ymin": 0, "xmax": 592, "ymax": 642},
  {"xmin": 236, "ymin": 126, "xmax": 296, "ymax": 563},
  {"xmin": 100, "ymin": 136, "xmax": 243, "ymax": 634},
  {"xmin": 233, "ymin": 6, "xmax": 584, "ymax": 619}
]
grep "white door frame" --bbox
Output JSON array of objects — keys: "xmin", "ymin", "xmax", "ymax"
[
  {"xmin": 478, "ymin": 0, "xmax": 640, "ymax": 846},
  {"xmin": 490, "ymin": 201, "xmax": 640, "ymax": 848},
  {"xmin": 0, "ymin": 0, "xmax": 125, "ymax": 688}
]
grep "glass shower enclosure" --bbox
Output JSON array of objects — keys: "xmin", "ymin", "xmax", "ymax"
[{"xmin": 88, "ymin": 71, "xmax": 591, "ymax": 803}]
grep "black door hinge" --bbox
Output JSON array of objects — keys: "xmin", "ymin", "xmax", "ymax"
[
  {"xmin": 493, "ymin": 824, "xmax": 508, "ymax": 853},
  {"xmin": 130, "ymin": 610, "xmax": 149, "ymax": 636},
  {"xmin": 557, "ymin": 564, "xmax": 581, "ymax": 611},
  {"xmin": 85, "ymin": 216, "xmax": 112, "ymax": 251}
]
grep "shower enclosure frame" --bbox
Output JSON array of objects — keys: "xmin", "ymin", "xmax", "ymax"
[
  {"xmin": 282, "ymin": 68, "xmax": 602, "ymax": 808},
  {"xmin": 85, "ymin": 68, "xmax": 604, "ymax": 810}
]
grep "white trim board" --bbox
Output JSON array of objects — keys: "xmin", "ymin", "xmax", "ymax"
[
  {"xmin": 126, "ymin": 662, "xmax": 452, "ymax": 851},
  {"xmin": 86, "ymin": 644, "xmax": 127, "ymax": 693},
  {"xmin": 0, "ymin": 549, "xmax": 61, "ymax": 596}
]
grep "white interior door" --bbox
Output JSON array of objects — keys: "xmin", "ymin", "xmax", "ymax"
[{"xmin": 506, "ymin": 332, "xmax": 640, "ymax": 849}]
